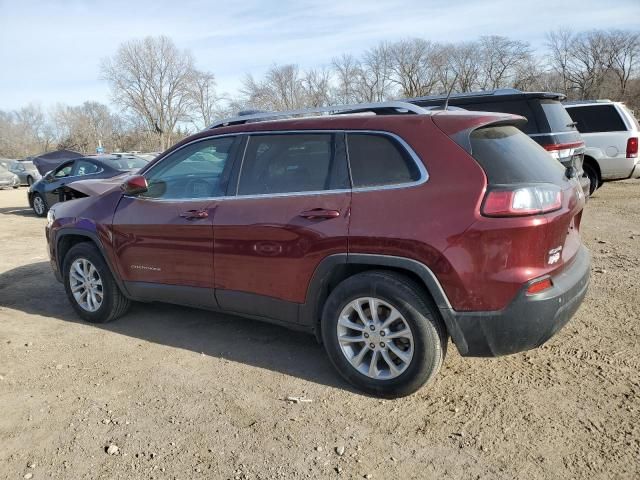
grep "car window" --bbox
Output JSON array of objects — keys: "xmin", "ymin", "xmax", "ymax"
[
  {"xmin": 347, "ymin": 133, "xmax": 421, "ymax": 188},
  {"xmin": 55, "ymin": 163, "xmax": 74, "ymax": 178},
  {"xmin": 566, "ymin": 105, "xmax": 628, "ymax": 133},
  {"xmin": 539, "ymin": 100, "xmax": 577, "ymax": 133},
  {"xmin": 110, "ymin": 157, "xmax": 148, "ymax": 170},
  {"xmin": 143, "ymin": 136, "xmax": 236, "ymax": 199},
  {"xmin": 620, "ymin": 105, "xmax": 640, "ymax": 130},
  {"xmin": 73, "ymin": 160, "xmax": 103, "ymax": 176},
  {"xmin": 457, "ymin": 100, "xmax": 539, "ymax": 134},
  {"xmin": 238, "ymin": 133, "xmax": 344, "ymax": 195}
]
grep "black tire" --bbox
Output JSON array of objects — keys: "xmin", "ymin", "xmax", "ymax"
[
  {"xmin": 26, "ymin": 176, "xmax": 33, "ymax": 186},
  {"xmin": 12, "ymin": 185, "xmax": 19, "ymax": 189},
  {"xmin": 32, "ymin": 193, "xmax": 48, "ymax": 217},
  {"xmin": 321, "ymin": 271, "xmax": 447, "ymax": 398},
  {"xmin": 583, "ymin": 163, "xmax": 599, "ymax": 196},
  {"xmin": 62, "ymin": 242, "xmax": 131, "ymax": 323}
]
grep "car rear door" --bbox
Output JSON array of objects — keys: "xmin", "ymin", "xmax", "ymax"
[
  {"xmin": 212, "ymin": 131, "xmax": 351, "ymax": 323},
  {"xmin": 110, "ymin": 136, "xmax": 241, "ymax": 307}
]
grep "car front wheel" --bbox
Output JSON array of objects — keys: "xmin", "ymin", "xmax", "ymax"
[
  {"xmin": 321, "ymin": 271, "xmax": 447, "ymax": 398},
  {"xmin": 63, "ymin": 242, "xmax": 131, "ymax": 323},
  {"xmin": 32, "ymin": 193, "xmax": 47, "ymax": 217}
]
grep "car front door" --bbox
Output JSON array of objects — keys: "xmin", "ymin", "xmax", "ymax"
[
  {"xmin": 111, "ymin": 136, "xmax": 241, "ymax": 307},
  {"xmin": 213, "ymin": 132, "xmax": 351, "ymax": 323}
]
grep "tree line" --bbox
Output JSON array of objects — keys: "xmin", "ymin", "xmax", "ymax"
[{"xmin": 1, "ymin": 29, "xmax": 638, "ymax": 159}]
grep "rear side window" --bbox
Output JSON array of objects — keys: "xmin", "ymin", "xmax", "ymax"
[
  {"xmin": 457, "ymin": 100, "xmax": 538, "ymax": 134},
  {"xmin": 238, "ymin": 133, "xmax": 346, "ymax": 195},
  {"xmin": 539, "ymin": 100, "xmax": 577, "ymax": 133},
  {"xmin": 566, "ymin": 105, "xmax": 628, "ymax": 133},
  {"xmin": 347, "ymin": 133, "xmax": 420, "ymax": 188},
  {"xmin": 470, "ymin": 126, "xmax": 566, "ymax": 184}
]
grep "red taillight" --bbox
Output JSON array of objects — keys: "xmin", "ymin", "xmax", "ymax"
[
  {"xmin": 482, "ymin": 184, "xmax": 563, "ymax": 217},
  {"xmin": 627, "ymin": 137, "xmax": 638, "ymax": 158},
  {"xmin": 526, "ymin": 277, "xmax": 553, "ymax": 295},
  {"xmin": 543, "ymin": 141, "xmax": 584, "ymax": 160}
]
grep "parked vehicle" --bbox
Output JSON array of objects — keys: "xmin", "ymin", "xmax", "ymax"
[
  {"xmin": 45, "ymin": 102, "xmax": 590, "ymax": 397},
  {"xmin": 0, "ymin": 165, "xmax": 20, "ymax": 189},
  {"xmin": 0, "ymin": 158, "xmax": 16, "ymax": 170},
  {"xmin": 10, "ymin": 159, "xmax": 42, "ymax": 186},
  {"xmin": 564, "ymin": 100, "xmax": 640, "ymax": 194},
  {"xmin": 29, "ymin": 155, "xmax": 148, "ymax": 216},
  {"xmin": 406, "ymin": 89, "xmax": 591, "ymax": 197}
]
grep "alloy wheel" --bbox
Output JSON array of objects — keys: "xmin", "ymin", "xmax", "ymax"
[
  {"xmin": 33, "ymin": 196, "xmax": 45, "ymax": 215},
  {"xmin": 336, "ymin": 297, "xmax": 414, "ymax": 380},
  {"xmin": 69, "ymin": 258, "xmax": 104, "ymax": 312}
]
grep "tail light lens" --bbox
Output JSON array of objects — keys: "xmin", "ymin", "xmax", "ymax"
[
  {"xmin": 627, "ymin": 137, "xmax": 638, "ymax": 158},
  {"xmin": 482, "ymin": 184, "xmax": 563, "ymax": 217},
  {"xmin": 544, "ymin": 141, "xmax": 584, "ymax": 160},
  {"xmin": 526, "ymin": 277, "xmax": 553, "ymax": 295}
]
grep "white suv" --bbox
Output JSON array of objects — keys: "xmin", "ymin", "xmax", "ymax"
[{"xmin": 564, "ymin": 101, "xmax": 640, "ymax": 194}]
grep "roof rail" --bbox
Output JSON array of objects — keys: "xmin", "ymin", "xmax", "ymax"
[{"xmin": 208, "ymin": 101, "xmax": 431, "ymax": 129}]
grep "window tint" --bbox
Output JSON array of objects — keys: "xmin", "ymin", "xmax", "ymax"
[
  {"xmin": 347, "ymin": 133, "xmax": 420, "ymax": 188},
  {"xmin": 144, "ymin": 137, "xmax": 236, "ymax": 199},
  {"xmin": 110, "ymin": 157, "xmax": 147, "ymax": 170},
  {"xmin": 539, "ymin": 100, "xmax": 577, "ymax": 133},
  {"xmin": 238, "ymin": 134, "xmax": 343, "ymax": 195},
  {"xmin": 470, "ymin": 126, "xmax": 566, "ymax": 185},
  {"xmin": 55, "ymin": 163, "xmax": 73, "ymax": 178},
  {"xmin": 457, "ymin": 100, "xmax": 538, "ymax": 134},
  {"xmin": 566, "ymin": 105, "xmax": 628, "ymax": 133},
  {"xmin": 73, "ymin": 160, "xmax": 102, "ymax": 176}
]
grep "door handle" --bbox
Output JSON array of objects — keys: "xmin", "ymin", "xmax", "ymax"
[
  {"xmin": 299, "ymin": 208, "xmax": 340, "ymax": 219},
  {"xmin": 180, "ymin": 209, "xmax": 208, "ymax": 220}
]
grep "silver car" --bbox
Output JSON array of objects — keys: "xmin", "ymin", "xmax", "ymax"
[
  {"xmin": 10, "ymin": 160, "xmax": 42, "ymax": 186},
  {"xmin": 0, "ymin": 165, "xmax": 20, "ymax": 189}
]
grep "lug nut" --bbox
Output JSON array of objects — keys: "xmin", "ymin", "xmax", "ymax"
[
  {"xmin": 369, "ymin": 343, "xmax": 375, "ymax": 349},
  {"xmin": 380, "ymin": 342, "xmax": 385, "ymax": 348},
  {"xmin": 364, "ymin": 333, "xmax": 369, "ymax": 338},
  {"xmin": 369, "ymin": 325, "xmax": 375, "ymax": 331},
  {"xmin": 380, "ymin": 331, "xmax": 386, "ymax": 336}
]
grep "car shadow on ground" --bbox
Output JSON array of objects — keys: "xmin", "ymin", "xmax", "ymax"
[
  {"xmin": 0, "ymin": 261, "xmax": 353, "ymax": 392},
  {"xmin": 0, "ymin": 204, "xmax": 36, "ymax": 217}
]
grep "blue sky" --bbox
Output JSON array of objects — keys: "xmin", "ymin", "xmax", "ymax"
[{"xmin": 0, "ymin": 0, "xmax": 638, "ymax": 110}]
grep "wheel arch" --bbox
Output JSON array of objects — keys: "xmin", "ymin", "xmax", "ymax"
[
  {"xmin": 583, "ymin": 155, "xmax": 602, "ymax": 183},
  {"xmin": 302, "ymin": 254, "xmax": 468, "ymax": 353},
  {"xmin": 56, "ymin": 229, "xmax": 130, "ymax": 298}
]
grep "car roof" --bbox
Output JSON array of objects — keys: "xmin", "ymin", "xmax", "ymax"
[
  {"xmin": 407, "ymin": 88, "xmax": 566, "ymax": 106},
  {"xmin": 563, "ymin": 100, "xmax": 619, "ymax": 107}
]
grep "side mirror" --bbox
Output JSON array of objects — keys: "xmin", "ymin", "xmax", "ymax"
[
  {"xmin": 44, "ymin": 171, "xmax": 54, "ymax": 181},
  {"xmin": 121, "ymin": 175, "xmax": 148, "ymax": 196}
]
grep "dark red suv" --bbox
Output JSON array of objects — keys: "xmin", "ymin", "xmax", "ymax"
[{"xmin": 45, "ymin": 102, "xmax": 590, "ymax": 397}]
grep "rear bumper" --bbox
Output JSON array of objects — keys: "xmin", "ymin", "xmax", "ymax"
[
  {"xmin": 630, "ymin": 162, "xmax": 640, "ymax": 179},
  {"xmin": 448, "ymin": 245, "xmax": 590, "ymax": 357}
]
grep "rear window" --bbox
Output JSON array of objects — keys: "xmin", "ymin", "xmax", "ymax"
[
  {"xmin": 347, "ymin": 133, "xmax": 420, "ymax": 188},
  {"xmin": 457, "ymin": 100, "xmax": 538, "ymax": 134},
  {"xmin": 110, "ymin": 157, "xmax": 148, "ymax": 170},
  {"xmin": 566, "ymin": 105, "xmax": 628, "ymax": 133},
  {"xmin": 470, "ymin": 126, "xmax": 566, "ymax": 184},
  {"xmin": 539, "ymin": 100, "xmax": 577, "ymax": 133}
]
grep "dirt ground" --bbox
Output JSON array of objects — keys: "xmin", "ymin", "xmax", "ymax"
[{"xmin": 0, "ymin": 182, "xmax": 639, "ymax": 480}]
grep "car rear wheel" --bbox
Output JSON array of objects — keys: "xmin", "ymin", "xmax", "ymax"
[
  {"xmin": 63, "ymin": 242, "xmax": 130, "ymax": 323},
  {"xmin": 583, "ymin": 164, "xmax": 600, "ymax": 196},
  {"xmin": 32, "ymin": 193, "xmax": 47, "ymax": 217},
  {"xmin": 321, "ymin": 271, "xmax": 447, "ymax": 398},
  {"xmin": 27, "ymin": 176, "xmax": 33, "ymax": 186}
]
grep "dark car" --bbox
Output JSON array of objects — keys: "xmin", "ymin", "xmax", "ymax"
[
  {"xmin": 406, "ymin": 89, "xmax": 591, "ymax": 197},
  {"xmin": 29, "ymin": 155, "xmax": 147, "ymax": 216},
  {"xmin": 45, "ymin": 101, "xmax": 590, "ymax": 397},
  {"xmin": 10, "ymin": 159, "xmax": 42, "ymax": 185}
]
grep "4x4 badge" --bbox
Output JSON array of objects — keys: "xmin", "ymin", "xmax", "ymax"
[{"xmin": 548, "ymin": 246, "xmax": 562, "ymax": 265}]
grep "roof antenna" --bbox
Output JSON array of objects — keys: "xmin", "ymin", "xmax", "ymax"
[{"xmin": 443, "ymin": 73, "xmax": 459, "ymax": 111}]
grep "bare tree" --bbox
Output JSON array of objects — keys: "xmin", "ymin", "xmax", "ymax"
[
  {"xmin": 606, "ymin": 30, "xmax": 640, "ymax": 98},
  {"xmin": 101, "ymin": 36, "xmax": 198, "ymax": 150},
  {"xmin": 478, "ymin": 35, "xmax": 533, "ymax": 89},
  {"xmin": 188, "ymin": 71, "xmax": 218, "ymax": 129},
  {"xmin": 449, "ymin": 42, "xmax": 482, "ymax": 92},
  {"xmin": 241, "ymin": 64, "xmax": 308, "ymax": 111},
  {"xmin": 331, "ymin": 54, "xmax": 362, "ymax": 104},
  {"xmin": 356, "ymin": 43, "xmax": 394, "ymax": 102},
  {"xmin": 388, "ymin": 38, "xmax": 440, "ymax": 97},
  {"xmin": 302, "ymin": 68, "xmax": 332, "ymax": 107}
]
